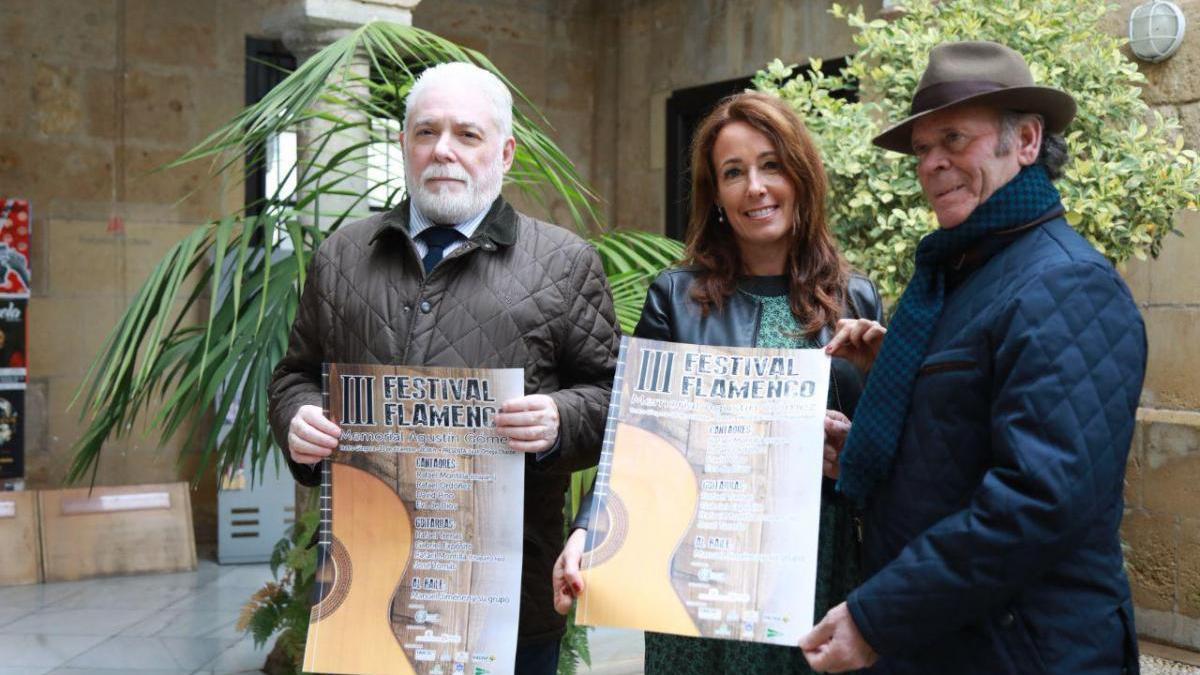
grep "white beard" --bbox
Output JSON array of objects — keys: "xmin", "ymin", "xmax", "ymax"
[{"xmin": 407, "ymin": 157, "xmax": 504, "ymax": 225}]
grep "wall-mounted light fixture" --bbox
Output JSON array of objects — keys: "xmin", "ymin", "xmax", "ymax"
[{"xmin": 1129, "ymin": 0, "xmax": 1187, "ymax": 63}]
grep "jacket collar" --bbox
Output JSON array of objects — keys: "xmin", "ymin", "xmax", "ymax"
[
  {"xmin": 369, "ymin": 196, "xmax": 519, "ymax": 248},
  {"xmin": 947, "ymin": 204, "xmax": 1065, "ymax": 285}
]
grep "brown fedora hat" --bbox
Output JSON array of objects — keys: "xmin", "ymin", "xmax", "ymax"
[{"xmin": 872, "ymin": 41, "xmax": 1076, "ymax": 154}]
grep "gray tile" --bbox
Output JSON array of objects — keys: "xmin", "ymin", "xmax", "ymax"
[
  {"xmin": 0, "ymin": 667, "xmax": 54, "ymax": 675},
  {"xmin": 64, "ymin": 635, "xmax": 233, "ymax": 670},
  {"xmin": 207, "ymin": 565, "xmax": 273, "ymax": 589},
  {"xmin": 160, "ymin": 637, "xmax": 242, "ymax": 670},
  {"xmin": 47, "ymin": 670, "xmax": 194, "ymax": 675},
  {"xmin": 48, "ymin": 584, "xmax": 188, "ymax": 611},
  {"xmin": 163, "ymin": 586, "xmax": 263, "ymax": 613},
  {"xmin": 0, "ymin": 607, "xmax": 35, "ymax": 629},
  {"xmin": 198, "ymin": 637, "xmax": 272, "ymax": 673},
  {"xmin": 61, "ymin": 636, "xmax": 174, "ymax": 669},
  {"xmin": 0, "ymin": 562, "xmax": 285, "ymax": 674},
  {"xmin": 0, "ymin": 582, "xmax": 88, "ymax": 610},
  {"xmin": 119, "ymin": 609, "xmax": 238, "ymax": 639},
  {"xmin": 201, "ymin": 617, "xmax": 248, "ymax": 641},
  {"xmin": 0, "ymin": 609, "xmax": 156, "ymax": 636},
  {"xmin": 0, "ymin": 634, "xmax": 107, "ymax": 667},
  {"xmin": 110, "ymin": 571, "xmax": 211, "ymax": 590}
]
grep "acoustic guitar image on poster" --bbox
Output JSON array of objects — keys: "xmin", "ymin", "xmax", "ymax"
[
  {"xmin": 304, "ymin": 363, "xmax": 524, "ymax": 675},
  {"xmin": 578, "ymin": 337, "xmax": 829, "ymax": 645}
]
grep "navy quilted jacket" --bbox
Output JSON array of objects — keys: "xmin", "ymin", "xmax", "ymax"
[{"xmin": 848, "ymin": 215, "xmax": 1146, "ymax": 675}]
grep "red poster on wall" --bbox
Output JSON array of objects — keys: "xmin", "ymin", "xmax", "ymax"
[{"xmin": 0, "ymin": 199, "xmax": 31, "ymax": 295}]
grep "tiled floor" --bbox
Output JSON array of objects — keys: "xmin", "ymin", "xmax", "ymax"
[
  {"xmin": 0, "ymin": 560, "xmax": 645, "ymax": 675},
  {"xmin": 9, "ymin": 564, "xmax": 1186, "ymax": 675},
  {"xmin": 0, "ymin": 560, "xmax": 275, "ymax": 674}
]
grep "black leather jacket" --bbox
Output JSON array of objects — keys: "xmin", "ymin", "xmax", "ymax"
[{"xmin": 573, "ymin": 267, "xmax": 884, "ymax": 529}]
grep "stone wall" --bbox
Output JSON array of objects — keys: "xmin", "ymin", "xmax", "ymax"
[
  {"xmin": 413, "ymin": 0, "xmax": 603, "ymax": 229},
  {"xmin": 0, "ymin": 0, "xmax": 290, "ymax": 549},
  {"xmin": 592, "ymin": 0, "xmax": 879, "ymax": 232},
  {"xmin": 414, "ymin": 0, "xmax": 878, "ymax": 232},
  {"xmin": 1107, "ymin": 0, "xmax": 1200, "ymax": 652}
]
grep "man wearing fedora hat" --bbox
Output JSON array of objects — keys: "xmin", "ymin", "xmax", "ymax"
[{"xmin": 801, "ymin": 41, "xmax": 1146, "ymax": 673}]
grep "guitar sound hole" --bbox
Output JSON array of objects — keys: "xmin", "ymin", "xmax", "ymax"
[
  {"xmin": 584, "ymin": 493, "xmax": 629, "ymax": 568},
  {"xmin": 310, "ymin": 536, "xmax": 353, "ymax": 621}
]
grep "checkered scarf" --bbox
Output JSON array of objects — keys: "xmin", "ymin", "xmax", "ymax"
[{"xmin": 837, "ymin": 164, "xmax": 1062, "ymax": 505}]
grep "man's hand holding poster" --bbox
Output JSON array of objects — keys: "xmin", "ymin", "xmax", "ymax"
[{"xmin": 305, "ymin": 363, "xmax": 524, "ymax": 675}]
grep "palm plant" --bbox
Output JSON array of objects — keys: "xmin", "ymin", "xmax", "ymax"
[{"xmin": 67, "ymin": 21, "xmax": 682, "ymax": 674}]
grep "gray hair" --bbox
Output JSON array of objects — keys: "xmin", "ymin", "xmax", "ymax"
[
  {"xmin": 997, "ymin": 111, "xmax": 1068, "ymax": 180},
  {"xmin": 403, "ymin": 62, "xmax": 514, "ymax": 140}
]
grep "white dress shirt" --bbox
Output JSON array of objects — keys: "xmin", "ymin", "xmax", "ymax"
[{"xmin": 408, "ymin": 202, "xmax": 488, "ymax": 257}]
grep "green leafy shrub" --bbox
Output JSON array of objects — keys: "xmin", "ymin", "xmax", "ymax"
[
  {"xmin": 238, "ymin": 507, "xmax": 320, "ymax": 674},
  {"xmin": 754, "ymin": 0, "xmax": 1200, "ymax": 303}
]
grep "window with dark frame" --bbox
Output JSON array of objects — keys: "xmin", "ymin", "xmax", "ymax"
[
  {"xmin": 367, "ymin": 62, "xmax": 416, "ymax": 212},
  {"xmin": 663, "ymin": 58, "xmax": 855, "ymax": 242},
  {"xmin": 244, "ymin": 37, "xmax": 297, "ymax": 223}
]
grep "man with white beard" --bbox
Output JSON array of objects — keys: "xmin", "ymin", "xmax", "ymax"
[{"xmin": 268, "ymin": 62, "xmax": 619, "ymax": 673}]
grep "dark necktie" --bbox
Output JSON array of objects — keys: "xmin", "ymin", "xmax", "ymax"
[{"xmin": 417, "ymin": 226, "xmax": 465, "ymax": 275}]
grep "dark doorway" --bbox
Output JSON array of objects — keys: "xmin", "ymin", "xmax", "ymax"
[
  {"xmin": 664, "ymin": 76, "xmax": 753, "ymax": 242},
  {"xmin": 663, "ymin": 58, "xmax": 853, "ymax": 241}
]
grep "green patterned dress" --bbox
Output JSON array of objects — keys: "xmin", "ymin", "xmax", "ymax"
[{"xmin": 642, "ymin": 275, "xmax": 862, "ymax": 675}]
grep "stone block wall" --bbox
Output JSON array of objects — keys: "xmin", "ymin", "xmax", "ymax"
[
  {"xmin": 412, "ymin": 0, "xmax": 603, "ymax": 230},
  {"xmin": 0, "ymin": 0, "xmax": 290, "ymax": 550},
  {"xmin": 415, "ymin": 0, "xmax": 879, "ymax": 233},
  {"xmin": 590, "ymin": 0, "xmax": 879, "ymax": 233},
  {"xmin": 1108, "ymin": 0, "xmax": 1200, "ymax": 651}
]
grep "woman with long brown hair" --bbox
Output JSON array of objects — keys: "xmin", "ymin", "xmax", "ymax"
[{"xmin": 553, "ymin": 91, "xmax": 883, "ymax": 673}]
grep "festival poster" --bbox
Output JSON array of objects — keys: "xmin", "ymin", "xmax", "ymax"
[
  {"xmin": 0, "ymin": 386, "xmax": 24, "ymax": 481},
  {"xmin": 0, "ymin": 199, "xmax": 31, "ymax": 295},
  {"xmin": 304, "ymin": 363, "xmax": 524, "ymax": 675},
  {"xmin": 578, "ymin": 336, "xmax": 830, "ymax": 645}
]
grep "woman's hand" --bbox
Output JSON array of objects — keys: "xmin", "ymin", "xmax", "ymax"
[
  {"xmin": 825, "ymin": 318, "xmax": 887, "ymax": 373},
  {"xmin": 823, "ymin": 410, "xmax": 851, "ymax": 480},
  {"xmin": 553, "ymin": 528, "xmax": 588, "ymax": 615}
]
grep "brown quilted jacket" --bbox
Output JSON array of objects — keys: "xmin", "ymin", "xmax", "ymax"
[{"xmin": 268, "ymin": 196, "xmax": 619, "ymax": 644}]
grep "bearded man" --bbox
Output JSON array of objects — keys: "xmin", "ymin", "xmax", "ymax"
[
  {"xmin": 805, "ymin": 42, "xmax": 1147, "ymax": 674},
  {"xmin": 268, "ymin": 62, "xmax": 619, "ymax": 674}
]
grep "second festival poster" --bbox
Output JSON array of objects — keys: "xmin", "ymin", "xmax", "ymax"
[
  {"xmin": 304, "ymin": 363, "xmax": 524, "ymax": 675},
  {"xmin": 578, "ymin": 336, "xmax": 830, "ymax": 645}
]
